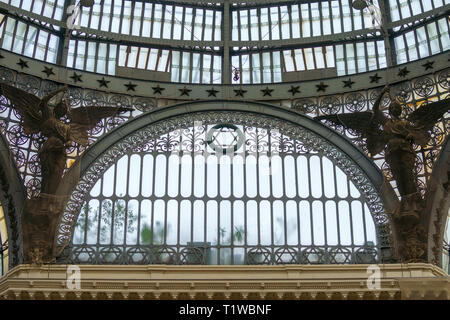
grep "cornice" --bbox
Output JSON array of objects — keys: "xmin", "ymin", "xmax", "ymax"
[{"xmin": 0, "ymin": 263, "xmax": 448, "ymax": 300}]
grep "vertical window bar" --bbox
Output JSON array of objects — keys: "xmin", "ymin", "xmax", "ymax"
[
  {"xmin": 332, "ymin": 163, "xmax": 341, "ymax": 246},
  {"xmin": 338, "ymin": 0, "xmax": 344, "ymax": 36},
  {"xmin": 199, "ymin": 52, "xmax": 204, "ymax": 84},
  {"xmin": 349, "ymin": 1, "xmax": 355, "ymax": 31},
  {"xmin": 150, "ymin": 2, "xmax": 155, "ymax": 38},
  {"xmin": 395, "ymin": 0, "xmax": 403, "ymax": 20},
  {"xmin": 160, "ymin": 4, "xmax": 165, "ymax": 39},
  {"xmin": 374, "ymin": 41, "xmax": 381, "ymax": 69},
  {"xmin": 20, "ymin": 24, "xmax": 29, "ymax": 55},
  {"xmin": 238, "ymin": 54, "xmax": 243, "ymax": 85},
  {"xmin": 307, "ymin": 2, "xmax": 312, "ymax": 38},
  {"xmin": 307, "ymin": 155, "xmax": 314, "ymax": 246},
  {"xmin": 277, "ymin": 6, "xmax": 282, "ymax": 40},
  {"xmin": 191, "ymin": 7, "xmax": 196, "ymax": 41},
  {"xmin": 402, "ymin": 33, "xmax": 410, "ymax": 62},
  {"xmin": 82, "ymin": 40, "xmax": 89, "ymax": 70},
  {"xmin": 328, "ymin": 0, "xmax": 334, "ymax": 34},
  {"xmin": 288, "ymin": 5, "xmax": 293, "ymax": 39},
  {"xmin": 139, "ymin": 2, "xmax": 145, "ymax": 37},
  {"xmin": 436, "ymin": 19, "xmax": 444, "ymax": 52},
  {"xmin": 343, "ymin": 42, "xmax": 348, "ymax": 74},
  {"xmin": 247, "ymin": 9, "xmax": 251, "ymax": 43},
  {"xmin": 9, "ymin": 18, "xmax": 19, "ymax": 52},
  {"xmin": 86, "ymin": 3, "xmax": 93, "ymax": 29},
  {"xmin": 237, "ymin": 10, "xmax": 242, "ymax": 42},
  {"xmin": 212, "ymin": 7, "xmax": 216, "ymax": 41},
  {"xmin": 129, "ymin": 1, "xmax": 135, "ymax": 36},
  {"xmin": 318, "ymin": 1, "xmax": 324, "ymax": 36},
  {"xmin": 298, "ymin": 4, "xmax": 303, "ymax": 38},
  {"xmin": 96, "ymin": 174, "xmax": 105, "ymax": 245},
  {"xmin": 180, "ymin": 6, "xmax": 185, "ymax": 41},
  {"xmin": 363, "ymin": 41, "xmax": 369, "ymax": 73},
  {"xmin": 413, "ymin": 29, "xmax": 421, "ymax": 58},
  {"xmin": 319, "ymin": 157, "xmax": 327, "ymax": 246},
  {"xmin": 98, "ymin": 0, "xmax": 104, "ymax": 31},
  {"xmin": 32, "ymin": 28, "xmax": 40, "ymax": 59},
  {"xmin": 201, "ymin": 9, "xmax": 206, "ymax": 41}
]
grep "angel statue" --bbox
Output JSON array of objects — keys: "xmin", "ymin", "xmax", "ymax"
[
  {"xmin": 0, "ymin": 82, "xmax": 132, "ymax": 263},
  {"xmin": 0, "ymin": 83, "xmax": 132, "ymax": 194},
  {"xmin": 315, "ymin": 85, "xmax": 449, "ymax": 262}
]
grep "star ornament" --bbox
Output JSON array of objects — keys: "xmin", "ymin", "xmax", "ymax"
[
  {"xmin": 288, "ymin": 85, "xmax": 300, "ymax": 96},
  {"xmin": 17, "ymin": 59, "xmax": 29, "ymax": 69},
  {"xmin": 179, "ymin": 86, "xmax": 192, "ymax": 96},
  {"xmin": 397, "ymin": 67, "xmax": 410, "ymax": 78},
  {"xmin": 422, "ymin": 60, "xmax": 434, "ymax": 70},
  {"xmin": 70, "ymin": 72, "xmax": 82, "ymax": 83},
  {"xmin": 206, "ymin": 88, "xmax": 219, "ymax": 97},
  {"xmin": 97, "ymin": 77, "xmax": 110, "ymax": 88},
  {"xmin": 152, "ymin": 85, "xmax": 165, "ymax": 95},
  {"xmin": 316, "ymin": 82, "xmax": 328, "ymax": 92},
  {"xmin": 343, "ymin": 79, "xmax": 355, "ymax": 88},
  {"xmin": 234, "ymin": 88, "xmax": 247, "ymax": 97},
  {"xmin": 42, "ymin": 66, "xmax": 55, "ymax": 77},
  {"xmin": 261, "ymin": 87, "xmax": 274, "ymax": 96},
  {"xmin": 124, "ymin": 82, "xmax": 137, "ymax": 91},
  {"xmin": 370, "ymin": 73, "xmax": 382, "ymax": 83}
]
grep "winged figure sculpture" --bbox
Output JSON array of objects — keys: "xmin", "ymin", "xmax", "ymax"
[
  {"xmin": 0, "ymin": 83, "xmax": 132, "ymax": 195},
  {"xmin": 316, "ymin": 85, "xmax": 449, "ymax": 217}
]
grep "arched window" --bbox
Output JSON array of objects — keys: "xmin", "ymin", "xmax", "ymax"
[{"xmin": 58, "ymin": 110, "xmax": 389, "ymax": 265}]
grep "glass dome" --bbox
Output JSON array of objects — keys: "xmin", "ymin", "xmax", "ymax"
[{"xmin": 0, "ymin": 0, "xmax": 448, "ymax": 84}]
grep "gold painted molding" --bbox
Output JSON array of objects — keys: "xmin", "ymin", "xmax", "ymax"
[{"xmin": 0, "ymin": 263, "xmax": 448, "ymax": 300}]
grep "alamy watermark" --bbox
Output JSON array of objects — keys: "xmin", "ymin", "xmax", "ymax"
[
  {"xmin": 66, "ymin": 265, "xmax": 81, "ymax": 290},
  {"xmin": 366, "ymin": 264, "xmax": 381, "ymax": 290},
  {"xmin": 66, "ymin": 4, "xmax": 82, "ymax": 30},
  {"xmin": 169, "ymin": 121, "xmax": 282, "ymax": 176}
]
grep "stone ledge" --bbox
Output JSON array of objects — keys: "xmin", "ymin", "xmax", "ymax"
[{"xmin": 0, "ymin": 263, "xmax": 448, "ymax": 300}]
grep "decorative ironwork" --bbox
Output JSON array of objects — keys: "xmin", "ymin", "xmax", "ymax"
[
  {"xmin": 206, "ymin": 124, "xmax": 245, "ymax": 154},
  {"xmin": 56, "ymin": 111, "xmax": 390, "ymax": 265}
]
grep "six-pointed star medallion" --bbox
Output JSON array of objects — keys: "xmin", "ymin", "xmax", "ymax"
[
  {"xmin": 206, "ymin": 88, "xmax": 219, "ymax": 97},
  {"xmin": 343, "ymin": 79, "xmax": 355, "ymax": 88},
  {"xmin": 370, "ymin": 73, "xmax": 382, "ymax": 83},
  {"xmin": 152, "ymin": 85, "xmax": 165, "ymax": 95},
  {"xmin": 261, "ymin": 87, "xmax": 274, "ymax": 96},
  {"xmin": 422, "ymin": 60, "xmax": 434, "ymax": 70},
  {"xmin": 288, "ymin": 85, "xmax": 300, "ymax": 96},
  {"xmin": 316, "ymin": 82, "xmax": 328, "ymax": 92},
  {"xmin": 234, "ymin": 88, "xmax": 247, "ymax": 97},
  {"xmin": 124, "ymin": 82, "xmax": 137, "ymax": 91},
  {"xmin": 397, "ymin": 67, "xmax": 410, "ymax": 78},
  {"xmin": 42, "ymin": 66, "xmax": 55, "ymax": 77},
  {"xmin": 179, "ymin": 86, "xmax": 191, "ymax": 96},
  {"xmin": 17, "ymin": 59, "xmax": 29, "ymax": 69},
  {"xmin": 97, "ymin": 77, "xmax": 110, "ymax": 88},
  {"xmin": 70, "ymin": 72, "xmax": 82, "ymax": 83}
]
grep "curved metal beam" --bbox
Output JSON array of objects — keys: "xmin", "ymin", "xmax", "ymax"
[
  {"xmin": 0, "ymin": 133, "xmax": 26, "ymax": 269},
  {"xmin": 54, "ymin": 100, "xmax": 397, "ymax": 258},
  {"xmin": 425, "ymin": 135, "xmax": 450, "ymax": 265}
]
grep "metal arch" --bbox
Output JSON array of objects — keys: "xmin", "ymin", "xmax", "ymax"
[
  {"xmin": 54, "ymin": 99, "xmax": 392, "ymax": 257},
  {"xmin": 0, "ymin": 132, "xmax": 26, "ymax": 269},
  {"xmin": 79, "ymin": 100, "xmax": 385, "ymax": 187},
  {"xmin": 425, "ymin": 135, "xmax": 450, "ymax": 265}
]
